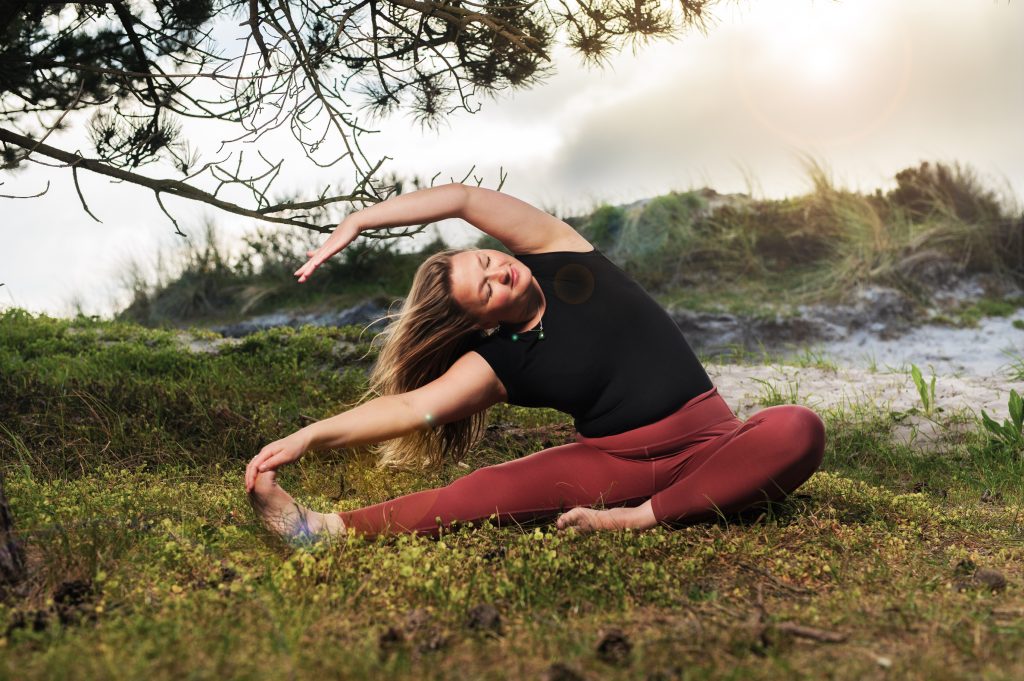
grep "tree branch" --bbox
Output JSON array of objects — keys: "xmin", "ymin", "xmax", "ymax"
[{"xmin": 0, "ymin": 126, "xmax": 371, "ymax": 232}]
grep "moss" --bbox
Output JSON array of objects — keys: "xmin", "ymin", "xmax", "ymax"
[{"xmin": 5, "ymin": 310, "xmax": 1024, "ymax": 679}]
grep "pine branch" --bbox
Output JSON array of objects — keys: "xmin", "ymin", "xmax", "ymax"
[{"xmin": 0, "ymin": 126, "xmax": 376, "ymax": 232}]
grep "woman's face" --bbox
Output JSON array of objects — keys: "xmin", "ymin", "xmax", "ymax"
[{"xmin": 449, "ymin": 248, "xmax": 532, "ymax": 328}]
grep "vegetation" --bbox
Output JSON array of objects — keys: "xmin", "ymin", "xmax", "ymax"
[
  {"xmin": 116, "ymin": 160, "xmax": 1024, "ymax": 328},
  {"xmin": 117, "ymin": 224, "xmax": 452, "ymax": 327},
  {"xmin": 2, "ymin": 311, "xmax": 1024, "ymax": 679},
  {"xmin": 570, "ymin": 160, "xmax": 1023, "ymax": 307}
]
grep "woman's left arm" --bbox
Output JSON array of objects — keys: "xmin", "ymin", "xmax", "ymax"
[{"xmin": 459, "ymin": 185, "xmax": 583, "ymax": 255}]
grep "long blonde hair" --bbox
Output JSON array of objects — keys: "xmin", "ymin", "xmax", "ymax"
[{"xmin": 357, "ymin": 248, "xmax": 494, "ymax": 471}]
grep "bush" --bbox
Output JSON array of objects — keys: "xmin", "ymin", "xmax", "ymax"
[
  {"xmin": 887, "ymin": 161, "xmax": 1005, "ymax": 225},
  {"xmin": 579, "ymin": 204, "xmax": 626, "ymax": 252},
  {"xmin": 612, "ymin": 191, "xmax": 706, "ymax": 291}
]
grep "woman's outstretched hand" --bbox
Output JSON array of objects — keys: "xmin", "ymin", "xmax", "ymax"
[
  {"xmin": 293, "ymin": 218, "xmax": 361, "ymax": 283},
  {"xmin": 245, "ymin": 431, "xmax": 312, "ymax": 493}
]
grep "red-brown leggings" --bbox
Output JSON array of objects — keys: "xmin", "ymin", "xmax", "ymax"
[{"xmin": 337, "ymin": 386, "xmax": 826, "ymax": 539}]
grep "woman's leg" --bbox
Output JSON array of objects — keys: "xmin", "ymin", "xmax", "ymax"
[
  {"xmin": 338, "ymin": 441, "xmax": 662, "ymax": 540},
  {"xmin": 649, "ymin": 404, "xmax": 826, "ymax": 526}
]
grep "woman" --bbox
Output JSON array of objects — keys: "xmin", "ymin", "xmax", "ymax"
[{"xmin": 244, "ymin": 183, "xmax": 826, "ymax": 544}]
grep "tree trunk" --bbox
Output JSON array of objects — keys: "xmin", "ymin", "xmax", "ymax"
[{"xmin": 0, "ymin": 471, "xmax": 26, "ymax": 590}]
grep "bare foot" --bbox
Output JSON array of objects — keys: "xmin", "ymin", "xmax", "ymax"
[
  {"xmin": 248, "ymin": 470, "xmax": 345, "ymax": 546},
  {"xmin": 555, "ymin": 506, "xmax": 639, "ymax": 533}
]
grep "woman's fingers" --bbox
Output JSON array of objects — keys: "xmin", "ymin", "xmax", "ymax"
[
  {"xmin": 246, "ymin": 448, "xmax": 276, "ymax": 492},
  {"xmin": 257, "ymin": 452, "xmax": 287, "ymax": 473},
  {"xmin": 293, "ymin": 225, "xmax": 357, "ymax": 282},
  {"xmin": 294, "ymin": 255, "xmax": 324, "ymax": 282}
]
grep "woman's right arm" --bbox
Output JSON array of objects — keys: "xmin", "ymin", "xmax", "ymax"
[
  {"xmin": 245, "ymin": 394, "xmax": 421, "ymax": 492},
  {"xmin": 244, "ymin": 352, "xmax": 504, "ymax": 492}
]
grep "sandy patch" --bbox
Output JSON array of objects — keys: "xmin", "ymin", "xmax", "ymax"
[{"xmin": 708, "ymin": 363, "xmax": 1022, "ymax": 450}]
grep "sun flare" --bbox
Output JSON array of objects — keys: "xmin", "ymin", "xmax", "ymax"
[{"xmin": 802, "ymin": 41, "xmax": 847, "ymax": 85}]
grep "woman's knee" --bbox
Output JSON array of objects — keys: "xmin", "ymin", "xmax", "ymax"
[
  {"xmin": 760, "ymin": 404, "xmax": 826, "ymax": 471},
  {"xmin": 788, "ymin": 405, "xmax": 825, "ymax": 470}
]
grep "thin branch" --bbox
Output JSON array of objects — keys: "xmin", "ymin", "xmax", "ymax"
[
  {"xmin": 154, "ymin": 190, "xmax": 185, "ymax": 236},
  {"xmin": 246, "ymin": 0, "xmax": 274, "ymax": 68},
  {"xmin": 0, "ymin": 180, "xmax": 51, "ymax": 199},
  {"xmin": 20, "ymin": 61, "xmax": 283, "ymax": 82},
  {"xmin": 70, "ymin": 161, "xmax": 102, "ymax": 223},
  {"xmin": 26, "ymin": 81, "xmax": 86, "ymax": 159}
]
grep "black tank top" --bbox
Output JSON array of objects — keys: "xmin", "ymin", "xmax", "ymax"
[{"xmin": 468, "ymin": 247, "xmax": 713, "ymax": 437}]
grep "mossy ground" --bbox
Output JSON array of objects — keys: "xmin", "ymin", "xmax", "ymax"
[{"xmin": 2, "ymin": 312, "xmax": 1024, "ymax": 680}]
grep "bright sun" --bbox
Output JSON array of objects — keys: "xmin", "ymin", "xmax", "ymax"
[{"xmin": 801, "ymin": 41, "xmax": 847, "ymax": 85}]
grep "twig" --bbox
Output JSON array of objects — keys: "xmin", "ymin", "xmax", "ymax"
[
  {"xmin": 746, "ymin": 582, "xmax": 848, "ymax": 645},
  {"xmin": 71, "ymin": 161, "xmax": 102, "ymax": 223},
  {"xmin": 736, "ymin": 561, "xmax": 816, "ymax": 596},
  {"xmin": 0, "ymin": 181, "xmax": 50, "ymax": 199},
  {"xmin": 773, "ymin": 622, "xmax": 848, "ymax": 643}
]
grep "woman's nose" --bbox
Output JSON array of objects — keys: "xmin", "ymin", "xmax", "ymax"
[{"xmin": 488, "ymin": 263, "xmax": 510, "ymax": 285}]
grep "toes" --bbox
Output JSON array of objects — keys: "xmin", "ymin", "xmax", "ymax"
[{"xmin": 251, "ymin": 469, "xmax": 277, "ymax": 494}]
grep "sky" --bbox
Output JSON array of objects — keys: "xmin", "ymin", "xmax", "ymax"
[{"xmin": 2, "ymin": 0, "xmax": 1022, "ymax": 316}]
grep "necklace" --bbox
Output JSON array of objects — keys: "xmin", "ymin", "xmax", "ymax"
[{"xmin": 510, "ymin": 317, "xmax": 544, "ymax": 342}]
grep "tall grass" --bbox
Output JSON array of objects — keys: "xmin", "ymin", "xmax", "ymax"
[
  {"xmin": 569, "ymin": 159, "xmax": 1023, "ymax": 305},
  {"xmin": 117, "ymin": 159, "xmax": 1022, "ymax": 327},
  {"xmin": 118, "ymin": 223, "xmax": 450, "ymax": 327}
]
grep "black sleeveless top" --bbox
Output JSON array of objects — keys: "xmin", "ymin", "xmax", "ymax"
[{"xmin": 467, "ymin": 247, "xmax": 713, "ymax": 437}]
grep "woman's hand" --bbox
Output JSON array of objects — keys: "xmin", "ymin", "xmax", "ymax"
[
  {"xmin": 293, "ymin": 217, "xmax": 362, "ymax": 283},
  {"xmin": 245, "ymin": 431, "xmax": 312, "ymax": 493}
]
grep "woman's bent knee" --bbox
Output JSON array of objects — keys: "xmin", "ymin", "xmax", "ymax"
[
  {"xmin": 759, "ymin": 404, "xmax": 826, "ymax": 472},
  {"xmin": 788, "ymin": 405, "xmax": 825, "ymax": 472}
]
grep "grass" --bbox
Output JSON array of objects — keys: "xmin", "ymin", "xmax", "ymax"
[{"xmin": 3, "ymin": 311, "xmax": 1024, "ymax": 679}]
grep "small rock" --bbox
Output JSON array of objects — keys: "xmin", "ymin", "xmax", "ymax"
[
  {"xmin": 543, "ymin": 662, "xmax": 587, "ymax": 681},
  {"xmin": 981, "ymin": 489, "xmax": 1004, "ymax": 503},
  {"xmin": 954, "ymin": 567, "xmax": 1008, "ymax": 593},
  {"xmin": 53, "ymin": 579, "xmax": 96, "ymax": 625},
  {"xmin": 416, "ymin": 629, "xmax": 449, "ymax": 653},
  {"xmin": 5, "ymin": 608, "xmax": 50, "ymax": 635},
  {"xmin": 403, "ymin": 607, "xmax": 432, "ymax": 633},
  {"xmin": 974, "ymin": 568, "xmax": 1008, "ymax": 592},
  {"xmin": 378, "ymin": 625, "xmax": 405, "ymax": 651},
  {"xmin": 595, "ymin": 627, "xmax": 632, "ymax": 666},
  {"xmin": 376, "ymin": 625, "xmax": 406, "ymax": 662},
  {"xmin": 466, "ymin": 603, "xmax": 503, "ymax": 636},
  {"xmin": 54, "ymin": 579, "xmax": 92, "ymax": 607},
  {"xmin": 953, "ymin": 559, "xmax": 977, "ymax": 577}
]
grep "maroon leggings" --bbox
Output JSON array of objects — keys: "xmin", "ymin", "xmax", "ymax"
[{"xmin": 337, "ymin": 386, "xmax": 826, "ymax": 539}]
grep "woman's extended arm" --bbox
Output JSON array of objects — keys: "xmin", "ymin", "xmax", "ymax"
[
  {"xmin": 294, "ymin": 183, "xmax": 468, "ymax": 282},
  {"xmin": 294, "ymin": 182, "xmax": 579, "ymax": 282},
  {"xmin": 244, "ymin": 351, "xmax": 503, "ymax": 492},
  {"xmin": 244, "ymin": 394, "xmax": 422, "ymax": 492}
]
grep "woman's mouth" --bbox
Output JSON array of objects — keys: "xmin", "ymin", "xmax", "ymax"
[{"xmin": 510, "ymin": 265, "xmax": 516, "ymax": 287}]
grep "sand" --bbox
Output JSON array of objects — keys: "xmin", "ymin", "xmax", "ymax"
[{"xmin": 708, "ymin": 362, "xmax": 1023, "ymax": 450}]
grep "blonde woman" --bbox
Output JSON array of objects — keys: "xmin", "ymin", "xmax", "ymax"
[{"xmin": 244, "ymin": 183, "xmax": 825, "ymax": 543}]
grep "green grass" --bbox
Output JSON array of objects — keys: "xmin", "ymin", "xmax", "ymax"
[
  {"xmin": 943, "ymin": 296, "xmax": 1024, "ymax": 328},
  {"xmin": 3, "ymin": 311, "xmax": 1024, "ymax": 680}
]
